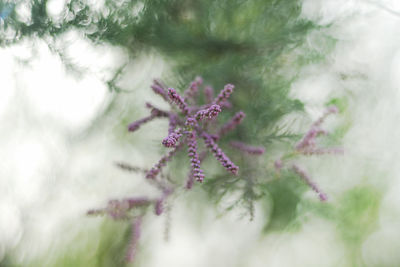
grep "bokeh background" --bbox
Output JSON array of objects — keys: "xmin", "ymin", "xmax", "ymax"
[{"xmin": 1, "ymin": 0, "xmax": 400, "ymax": 266}]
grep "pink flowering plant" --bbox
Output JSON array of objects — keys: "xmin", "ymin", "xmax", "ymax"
[
  {"xmin": 274, "ymin": 105, "xmax": 343, "ymax": 202},
  {"xmin": 88, "ymin": 76, "xmax": 343, "ymax": 262}
]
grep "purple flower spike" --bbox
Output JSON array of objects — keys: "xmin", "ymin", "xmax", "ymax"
[
  {"xmin": 146, "ymin": 143, "xmax": 183, "ymax": 179},
  {"xmin": 213, "ymin": 84, "xmax": 234, "ymax": 106},
  {"xmin": 295, "ymin": 126, "xmax": 319, "ymax": 151},
  {"xmin": 274, "ymin": 159, "xmax": 283, "ymax": 170},
  {"xmin": 186, "ymin": 150, "xmax": 208, "ymax": 189},
  {"xmin": 162, "ymin": 129, "xmax": 182, "ymax": 147},
  {"xmin": 155, "ymin": 199, "xmax": 163, "ymax": 215},
  {"xmin": 151, "ymin": 84, "xmax": 168, "ymax": 100},
  {"xmin": 312, "ymin": 105, "xmax": 339, "ymax": 128},
  {"xmin": 185, "ymin": 116, "xmax": 198, "ymax": 127},
  {"xmin": 220, "ymin": 100, "xmax": 232, "ymax": 109},
  {"xmin": 168, "ymin": 114, "xmax": 179, "ymax": 134},
  {"xmin": 106, "ymin": 199, "xmax": 130, "ymax": 220},
  {"xmin": 184, "ymin": 76, "xmax": 203, "ymax": 102},
  {"xmin": 88, "ymin": 197, "xmax": 151, "ymax": 219},
  {"xmin": 291, "ymin": 164, "xmax": 327, "ymax": 202},
  {"xmin": 126, "ymin": 217, "xmax": 142, "ymax": 262},
  {"xmin": 186, "ymin": 81, "xmax": 198, "ymax": 97},
  {"xmin": 186, "ymin": 171, "xmax": 195, "ymax": 189},
  {"xmin": 128, "ymin": 116, "xmax": 154, "ymax": 132},
  {"xmin": 194, "ymin": 76, "xmax": 203, "ymax": 85},
  {"xmin": 327, "ymin": 105, "xmax": 339, "ymax": 114},
  {"xmin": 187, "ymin": 131, "xmax": 205, "ymax": 182},
  {"xmin": 218, "ymin": 111, "xmax": 246, "ymax": 137},
  {"xmin": 128, "ymin": 104, "xmax": 169, "ymax": 132},
  {"xmin": 145, "ymin": 102, "xmax": 170, "ymax": 118},
  {"xmin": 319, "ymin": 193, "xmax": 328, "ymax": 201},
  {"xmin": 204, "ymin": 86, "xmax": 214, "ymax": 104},
  {"xmin": 301, "ymin": 147, "xmax": 344, "ymax": 156},
  {"xmin": 296, "ymin": 106, "xmax": 342, "ymax": 156},
  {"xmin": 151, "ymin": 79, "xmax": 169, "ymax": 101},
  {"xmin": 202, "ymin": 133, "xmax": 239, "ymax": 175},
  {"xmin": 125, "ymin": 197, "xmax": 151, "ymax": 208},
  {"xmin": 230, "ymin": 141, "xmax": 265, "ymax": 155},
  {"xmin": 87, "ymin": 209, "xmax": 104, "ymax": 216},
  {"xmin": 154, "ymin": 188, "xmax": 173, "ymax": 215},
  {"xmin": 207, "ymin": 104, "xmax": 222, "ymax": 118},
  {"xmin": 168, "ymin": 88, "xmax": 189, "ymax": 115},
  {"xmin": 195, "ymin": 104, "xmax": 222, "ymax": 121},
  {"xmin": 115, "ymin": 162, "xmax": 146, "ymax": 173}
]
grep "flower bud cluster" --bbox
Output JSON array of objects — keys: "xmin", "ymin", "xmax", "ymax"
[
  {"xmin": 213, "ymin": 84, "xmax": 234, "ymax": 106},
  {"xmin": 151, "ymin": 79, "xmax": 169, "ymax": 101},
  {"xmin": 292, "ymin": 164, "xmax": 327, "ymax": 201},
  {"xmin": 195, "ymin": 104, "xmax": 221, "ymax": 121},
  {"xmin": 168, "ymin": 88, "xmax": 190, "ymax": 115},
  {"xmin": 202, "ymin": 133, "xmax": 239, "ymax": 175},
  {"xmin": 155, "ymin": 188, "xmax": 173, "ymax": 216},
  {"xmin": 187, "ymin": 131, "xmax": 205, "ymax": 182},
  {"xmin": 89, "ymin": 76, "xmax": 266, "ymax": 263},
  {"xmin": 184, "ymin": 76, "xmax": 203, "ymax": 103},
  {"xmin": 126, "ymin": 77, "xmax": 265, "ymax": 184},
  {"xmin": 146, "ymin": 143, "xmax": 183, "ymax": 179},
  {"xmin": 218, "ymin": 111, "xmax": 245, "ymax": 137},
  {"xmin": 162, "ymin": 129, "xmax": 182, "ymax": 147}
]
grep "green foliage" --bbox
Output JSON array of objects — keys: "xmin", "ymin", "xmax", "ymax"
[
  {"xmin": 262, "ymin": 172, "xmax": 308, "ymax": 232},
  {"xmin": 336, "ymin": 186, "xmax": 381, "ymax": 247},
  {"xmin": 1, "ymin": 221, "xmax": 132, "ymax": 267},
  {"xmin": 296, "ymin": 185, "xmax": 382, "ymax": 266}
]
